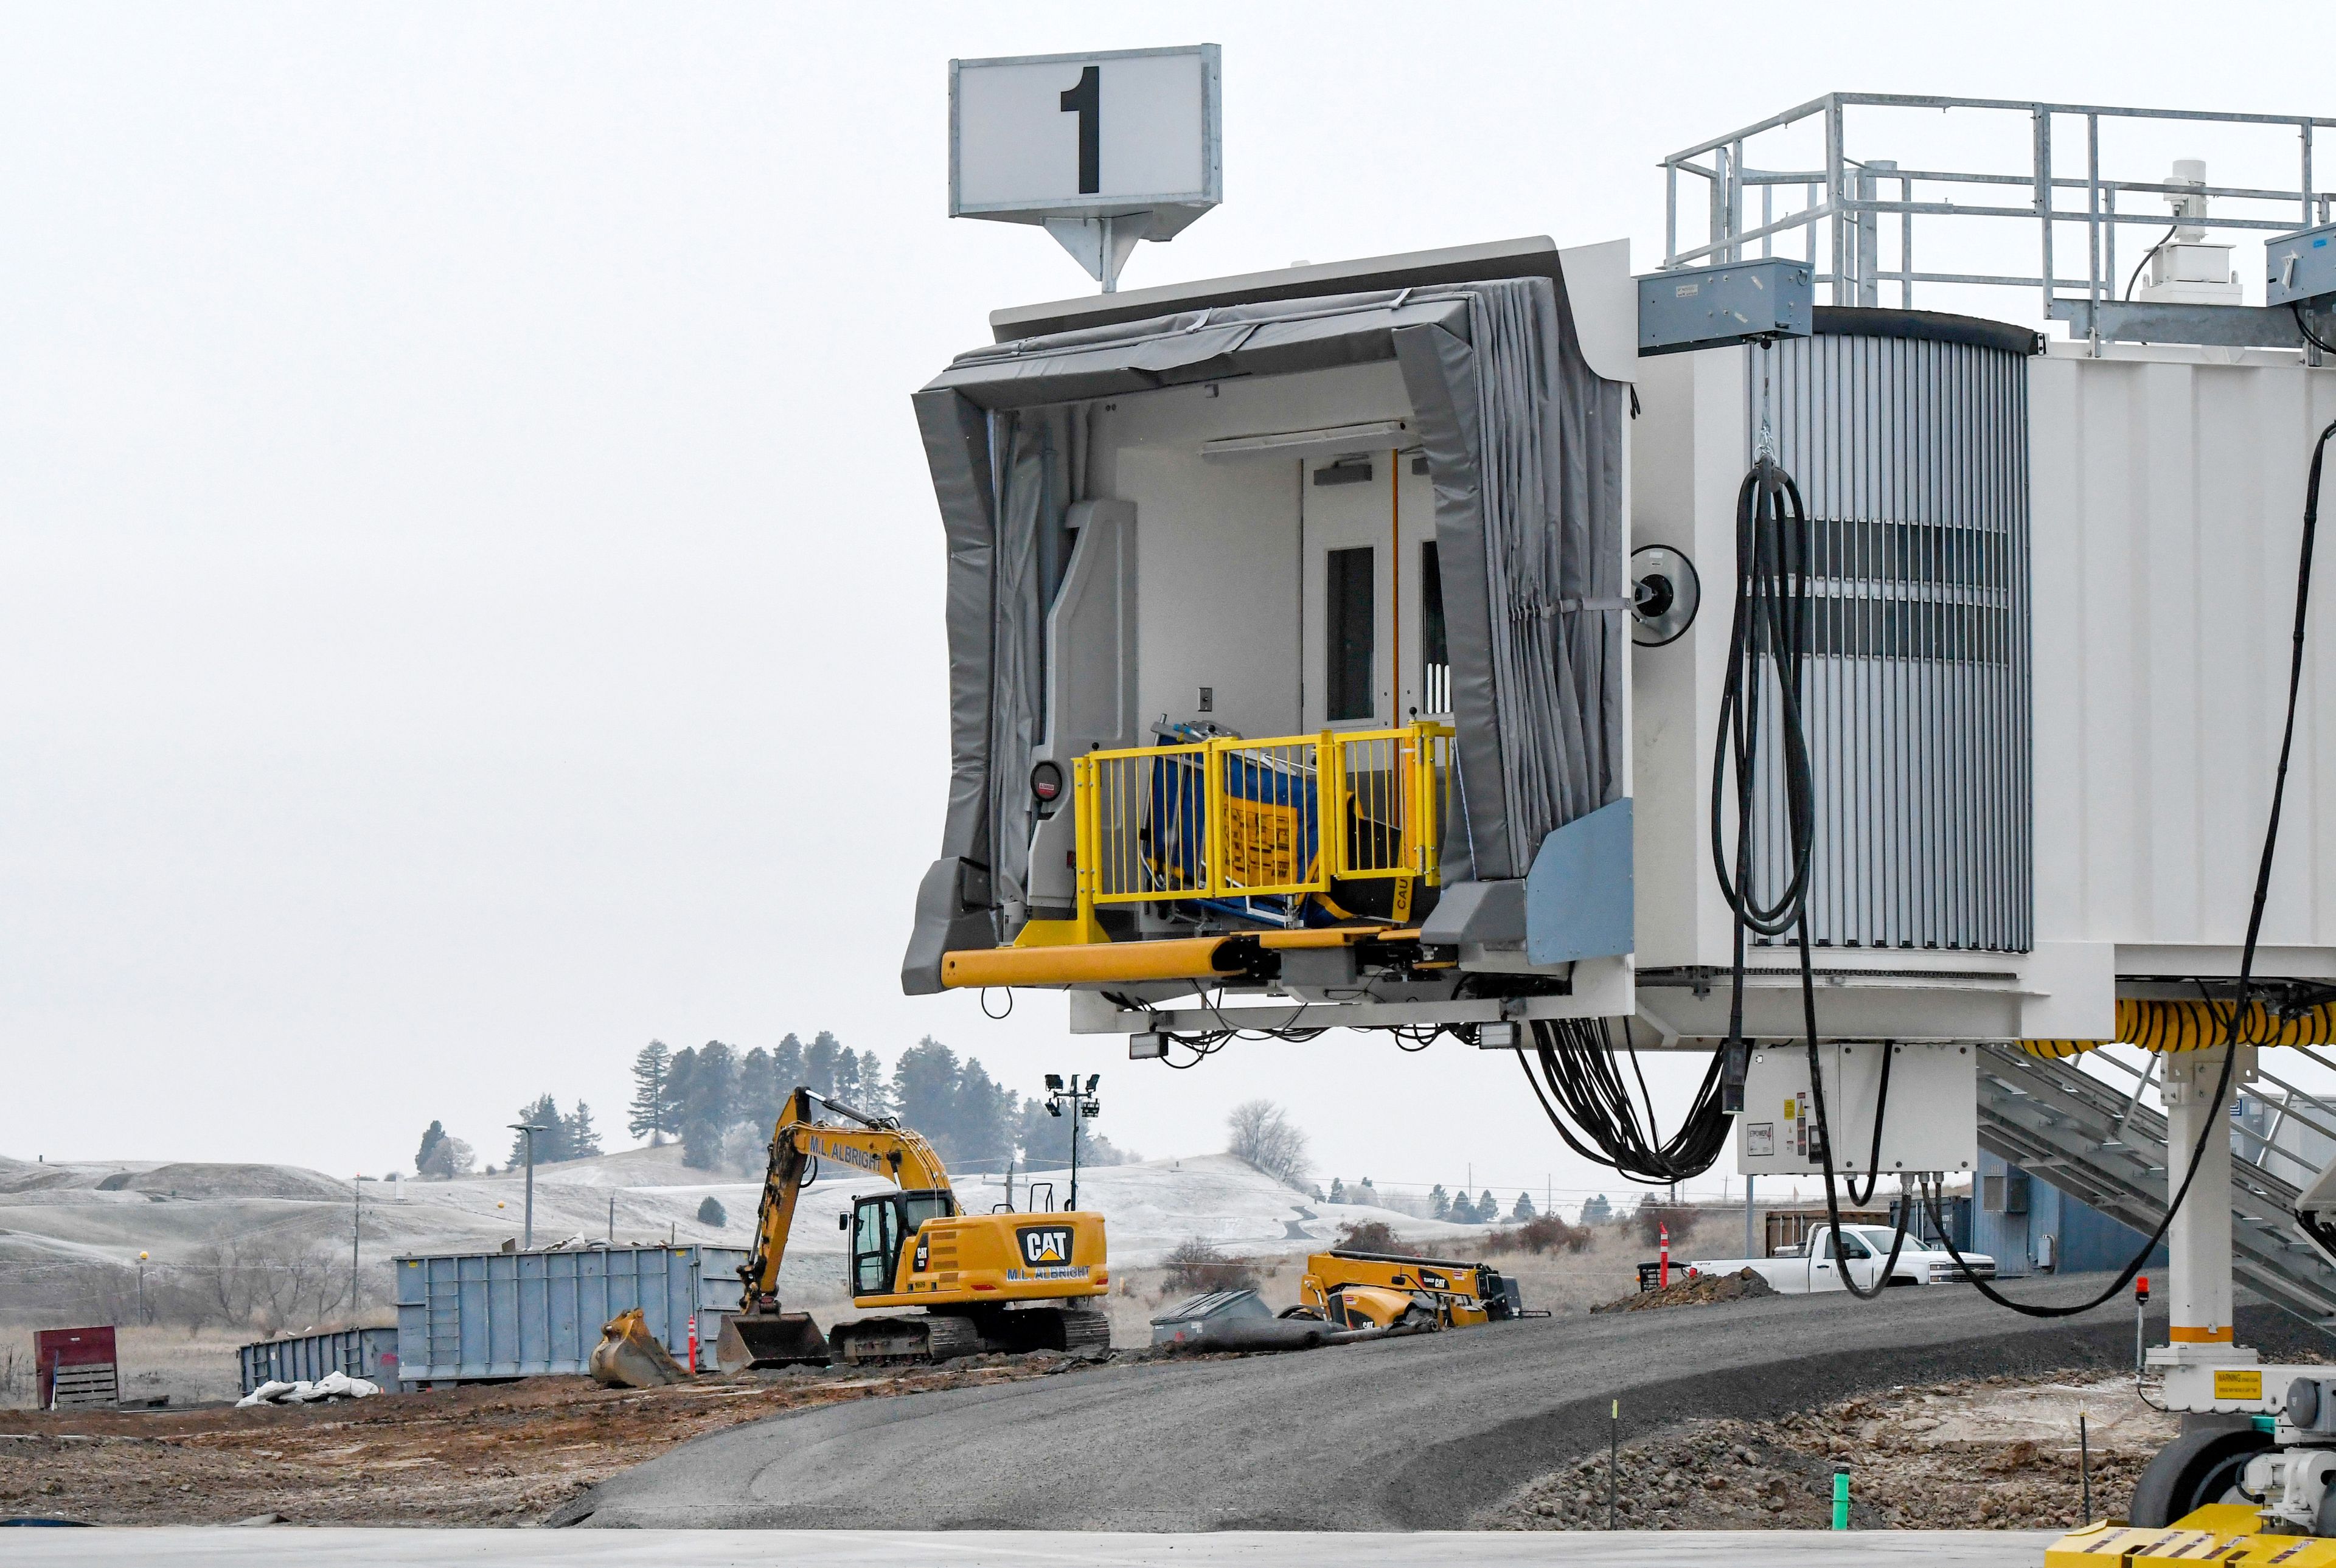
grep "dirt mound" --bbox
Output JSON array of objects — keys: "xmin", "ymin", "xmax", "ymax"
[
  {"xmin": 1590, "ymin": 1266, "xmax": 1775, "ymax": 1313},
  {"xmin": 105, "ymin": 1164, "xmax": 353, "ymax": 1202},
  {"xmin": 1490, "ymin": 1372, "xmax": 2179, "ymax": 1530}
]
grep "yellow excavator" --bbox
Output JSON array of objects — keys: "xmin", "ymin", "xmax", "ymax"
[
  {"xmin": 1285, "ymin": 1247, "xmax": 1529, "ymax": 1331},
  {"xmin": 714, "ymin": 1087, "xmax": 1111, "ymax": 1369}
]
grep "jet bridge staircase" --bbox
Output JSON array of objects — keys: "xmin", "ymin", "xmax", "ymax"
[{"xmin": 1975, "ymin": 1042, "xmax": 2336, "ymax": 1328}]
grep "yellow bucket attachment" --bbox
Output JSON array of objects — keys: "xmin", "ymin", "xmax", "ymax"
[
  {"xmin": 586, "ymin": 1307, "xmax": 689, "ymax": 1389},
  {"xmin": 716, "ymin": 1307, "xmax": 832, "ymax": 1372}
]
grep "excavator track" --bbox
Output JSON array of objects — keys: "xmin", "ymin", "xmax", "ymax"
[
  {"xmin": 829, "ymin": 1306, "xmax": 1111, "ymax": 1365},
  {"xmin": 830, "ymin": 1313, "xmax": 983, "ymax": 1365}
]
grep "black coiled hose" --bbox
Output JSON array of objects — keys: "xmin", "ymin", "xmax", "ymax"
[{"xmin": 1708, "ymin": 452, "xmax": 1912, "ymax": 1299}]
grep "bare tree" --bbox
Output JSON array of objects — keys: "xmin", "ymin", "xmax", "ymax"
[
  {"xmin": 719, "ymin": 1120, "xmax": 771, "ymax": 1178},
  {"xmin": 190, "ymin": 1235, "xmax": 353, "ymax": 1334},
  {"xmin": 1225, "ymin": 1099, "xmax": 1312, "ymax": 1188},
  {"xmin": 419, "ymin": 1136, "xmax": 476, "ymax": 1179}
]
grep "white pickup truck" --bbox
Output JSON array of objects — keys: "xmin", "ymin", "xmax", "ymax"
[{"xmin": 1683, "ymin": 1223, "xmax": 1997, "ymax": 1294}]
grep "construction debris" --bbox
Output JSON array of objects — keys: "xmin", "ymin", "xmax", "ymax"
[
  {"xmin": 232, "ymin": 1372, "xmax": 379, "ymax": 1408},
  {"xmin": 1590, "ymin": 1266, "xmax": 1776, "ymax": 1313}
]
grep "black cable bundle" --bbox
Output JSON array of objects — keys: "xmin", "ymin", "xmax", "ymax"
[{"xmin": 1514, "ymin": 1018, "xmax": 1732, "ymax": 1185}]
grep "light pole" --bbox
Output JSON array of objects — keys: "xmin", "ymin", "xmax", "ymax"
[
  {"xmin": 1043, "ymin": 1074, "xmax": 1101, "ymax": 1211},
  {"xmin": 136, "ymin": 1251, "xmax": 148, "ymax": 1325},
  {"xmin": 351, "ymin": 1177, "xmax": 363, "ymax": 1313},
  {"xmin": 507, "ymin": 1124, "xmax": 546, "ymax": 1249}
]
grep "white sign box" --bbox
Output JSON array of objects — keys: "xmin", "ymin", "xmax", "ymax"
[
  {"xmin": 950, "ymin": 44, "xmax": 1221, "ymax": 234},
  {"xmin": 1737, "ymin": 1042, "xmax": 1976, "ymax": 1177}
]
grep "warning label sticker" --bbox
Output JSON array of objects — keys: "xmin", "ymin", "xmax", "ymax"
[
  {"xmin": 1747, "ymin": 1124, "xmax": 1776, "ymax": 1157},
  {"xmin": 2214, "ymin": 1369, "xmax": 2264, "ymax": 1401}
]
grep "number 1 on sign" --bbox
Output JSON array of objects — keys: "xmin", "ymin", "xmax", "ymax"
[{"xmin": 1059, "ymin": 66, "xmax": 1099, "ymax": 194}]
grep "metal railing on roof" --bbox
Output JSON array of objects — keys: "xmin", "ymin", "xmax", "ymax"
[{"xmin": 1660, "ymin": 93, "xmax": 2336, "ymax": 349}]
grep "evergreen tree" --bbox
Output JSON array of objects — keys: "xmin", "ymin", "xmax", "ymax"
[
  {"xmin": 833, "ymin": 1047, "xmax": 864, "ymax": 1106},
  {"xmin": 1327, "ymin": 1177, "xmax": 1347, "ymax": 1204},
  {"xmin": 697, "ymin": 1195, "xmax": 727, "ymax": 1228},
  {"xmin": 1428, "ymin": 1184, "xmax": 1451, "ymax": 1220},
  {"xmin": 664, "ymin": 1046, "xmax": 699, "ymax": 1147},
  {"xmin": 735, "ymin": 1047, "xmax": 784, "ymax": 1134},
  {"xmin": 805, "ymin": 1031, "xmax": 844, "ymax": 1098},
  {"xmin": 1512, "ymin": 1190, "xmax": 1537, "ymax": 1221},
  {"xmin": 771, "ymin": 1033, "xmax": 806, "ymax": 1092},
  {"xmin": 1582, "ymin": 1193, "xmax": 1613, "ymax": 1224},
  {"xmin": 1450, "ymin": 1192, "xmax": 1477, "ymax": 1224},
  {"xmin": 855, "ymin": 1050, "xmax": 893, "ymax": 1116},
  {"xmin": 627, "ymin": 1041, "xmax": 675, "ymax": 1142},
  {"xmin": 1357, "ymin": 1178, "xmax": 1380, "ymax": 1206},
  {"xmin": 891, "ymin": 1037, "xmax": 962, "ymax": 1148},
  {"xmin": 951, "ymin": 1058, "xmax": 1017, "ymax": 1170},
  {"xmin": 565, "ymin": 1101, "xmax": 604, "ymax": 1159},
  {"xmin": 1478, "ymin": 1188, "xmax": 1497, "ymax": 1221},
  {"xmin": 511, "ymin": 1094, "xmax": 568, "ymax": 1166},
  {"xmin": 678, "ymin": 1041, "xmax": 737, "ymax": 1170},
  {"xmin": 415, "ymin": 1120, "xmax": 446, "ymax": 1174}
]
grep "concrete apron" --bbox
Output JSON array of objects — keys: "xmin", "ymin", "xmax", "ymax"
[{"xmin": 0, "ymin": 1527, "xmax": 2062, "ymax": 1567}]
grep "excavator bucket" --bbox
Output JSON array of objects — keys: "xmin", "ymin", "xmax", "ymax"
[
  {"xmin": 588, "ymin": 1308, "xmax": 689, "ymax": 1389},
  {"xmin": 717, "ymin": 1308, "xmax": 832, "ymax": 1372}
]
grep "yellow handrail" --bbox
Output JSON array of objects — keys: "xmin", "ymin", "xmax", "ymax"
[{"xmin": 1070, "ymin": 722, "xmax": 1453, "ymax": 934}]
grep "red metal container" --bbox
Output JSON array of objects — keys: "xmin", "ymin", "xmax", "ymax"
[{"xmin": 33, "ymin": 1325, "xmax": 117, "ymax": 1410}]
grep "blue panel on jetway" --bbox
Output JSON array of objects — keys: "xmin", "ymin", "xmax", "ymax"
[{"xmin": 1524, "ymin": 797, "xmax": 1633, "ymax": 965}]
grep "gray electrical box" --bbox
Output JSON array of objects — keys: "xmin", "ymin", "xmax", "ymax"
[
  {"xmin": 2267, "ymin": 222, "xmax": 2336, "ymax": 307},
  {"xmin": 1639, "ymin": 258, "xmax": 1814, "ymax": 356}
]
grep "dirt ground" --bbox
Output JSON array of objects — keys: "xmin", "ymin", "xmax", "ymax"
[
  {"xmin": 0, "ymin": 1355, "xmax": 1087, "ymax": 1526},
  {"xmin": 1491, "ymin": 1372, "xmax": 2181, "ymax": 1531}
]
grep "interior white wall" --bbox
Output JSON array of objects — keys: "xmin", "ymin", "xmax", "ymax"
[{"xmin": 1085, "ymin": 361, "xmax": 1413, "ymax": 744}]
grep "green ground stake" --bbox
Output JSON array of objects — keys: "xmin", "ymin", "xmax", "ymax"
[{"xmin": 1832, "ymin": 1464, "xmax": 1850, "ymax": 1530}]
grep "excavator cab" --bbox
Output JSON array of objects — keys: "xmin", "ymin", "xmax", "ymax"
[{"xmin": 847, "ymin": 1190, "xmax": 957, "ymax": 1296}]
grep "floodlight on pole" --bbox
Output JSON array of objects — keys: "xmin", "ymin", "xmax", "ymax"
[
  {"xmin": 507, "ymin": 1124, "xmax": 547, "ymax": 1249},
  {"xmin": 1043, "ymin": 1072, "xmax": 1102, "ymax": 1211}
]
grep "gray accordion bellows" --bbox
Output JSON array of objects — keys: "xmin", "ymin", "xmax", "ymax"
[
  {"xmin": 1747, "ymin": 326, "xmax": 2032, "ymax": 954},
  {"xmin": 900, "ymin": 277, "xmax": 1627, "ymax": 991}
]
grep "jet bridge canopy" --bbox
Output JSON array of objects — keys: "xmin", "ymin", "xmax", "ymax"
[{"xmin": 902, "ymin": 240, "xmax": 1634, "ymax": 1013}]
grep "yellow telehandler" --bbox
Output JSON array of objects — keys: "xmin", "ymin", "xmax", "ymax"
[
  {"xmin": 712, "ymin": 1087, "xmax": 1111, "ymax": 1369},
  {"xmin": 1285, "ymin": 1247, "xmax": 1529, "ymax": 1331}
]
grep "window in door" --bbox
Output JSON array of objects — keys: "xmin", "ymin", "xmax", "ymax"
[
  {"xmin": 852, "ymin": 1199, "xmax": 898, "ymax": 1296},
  {"xmin": 1326, "ymin": 547, "xmax": 1375, "ymax": 722},
  {"xmin": 1419, "ymin": 541, "xmax": 1448, "ymax": 714}
]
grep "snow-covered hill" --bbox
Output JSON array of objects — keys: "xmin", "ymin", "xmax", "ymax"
[{"xmin": 0, "ymin": 1147, "xmax": 1493, "ymax": 1284}]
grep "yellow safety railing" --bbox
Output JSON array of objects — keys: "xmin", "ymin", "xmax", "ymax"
[{"xmin": 1070, "ymin": 721, "xmax": 1453, "ymax": 931}]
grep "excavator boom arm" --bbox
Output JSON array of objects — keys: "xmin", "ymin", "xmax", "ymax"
[{"xmin": 738, "ymin": 1088, "xmax": 955, "ymax": 1305}]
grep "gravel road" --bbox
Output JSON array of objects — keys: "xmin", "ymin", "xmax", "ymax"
[{"xmin": 566, "ymin": 1279, "xmax": 2328, "ymax": 1530}]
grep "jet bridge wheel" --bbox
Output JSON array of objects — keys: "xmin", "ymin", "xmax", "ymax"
[{"xmin": 2129, "ymin": 1426, "xmax": 2276, "ymax": 1527}]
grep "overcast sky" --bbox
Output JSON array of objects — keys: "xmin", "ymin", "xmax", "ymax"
[{"xmin": 3, "ymin": 2, "xmax": 2325, "ymax": 1206}]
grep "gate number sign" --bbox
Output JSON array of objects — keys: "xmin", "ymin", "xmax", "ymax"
[{"xmin": 950, "ymin": 45, "xmax": 1222, "ymax": 224}]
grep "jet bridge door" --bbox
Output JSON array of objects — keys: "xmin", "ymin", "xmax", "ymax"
[{"xmin": 1301, "ymin": 451, "xmax": 1439, "ymax": 732}]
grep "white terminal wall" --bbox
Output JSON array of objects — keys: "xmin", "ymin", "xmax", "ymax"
[{"xmin": 1629, "ymin": 339, "xmax": 2336, "ymax": 1044}]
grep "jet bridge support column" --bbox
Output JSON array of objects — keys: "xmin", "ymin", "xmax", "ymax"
[{"xmin": 2149, "ymin": 1044, "xmax": 2264, "ymax": 1406}]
